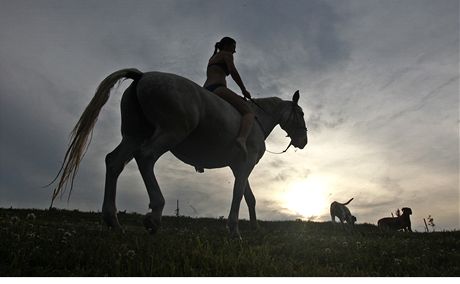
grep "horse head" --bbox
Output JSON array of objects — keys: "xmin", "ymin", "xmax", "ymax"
[{"xmin": 279, "ymin": 90, "xmax": 308, "ymax": 149}]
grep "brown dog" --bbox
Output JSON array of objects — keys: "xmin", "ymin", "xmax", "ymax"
[
  {"xmin": 330, "ymin": 198, "xmax": 356, "ymax": 225},
  {"xmin": 378, "ymin": 207, "xmax": 413, "ymax": 232}
]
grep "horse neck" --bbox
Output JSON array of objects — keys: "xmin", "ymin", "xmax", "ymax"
[{"xmin": 252, "ymin": 97, "xmax": 288, "ymax": 137}]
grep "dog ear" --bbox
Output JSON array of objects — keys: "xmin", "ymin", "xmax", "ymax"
[{"xmin": 292, "ymin": 90, "xmax": 300, "ymax": 104}]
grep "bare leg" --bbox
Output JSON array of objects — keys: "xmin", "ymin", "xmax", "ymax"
[
  {"xmin": 214, "ymin": 88, "xmax": 254, "ymax": 158},
  {"xmin": 236, "ymin": 113, "xmax": 255, "ymax": 158},
  {"xmin": 102, "ymin": 137, "xmax": 140, "ymax": 228},
  {"xmin": 244, "ymin": 182, "xmax": 258, "ymax": 230}
]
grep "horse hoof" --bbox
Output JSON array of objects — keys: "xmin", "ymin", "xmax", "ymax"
[
  {"xmin": 250, "ymin": 221, "xmax": 260, "ymax": 231},
  {"xmin": 102, "ymin": 212, "xmax": 121, "ymax": 229},
  {"xmin": 109, "ymin": 225, "xmax": 125, "ymax": 234},
  {"xmin": 228, "ymin": 230, "xmax": 242, "ymax": 240},
  {"xmin": 143, "ymin": 213, "xmax": 161, "ymax": 235},
  {"xmin": 229, "ymin": 234, "xmax": 242, "ymax": 241}
]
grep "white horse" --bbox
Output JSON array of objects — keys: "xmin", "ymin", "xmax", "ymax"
[{"xmin": 51, "ymin": 68, "xmax": 308, "ymax": 238}]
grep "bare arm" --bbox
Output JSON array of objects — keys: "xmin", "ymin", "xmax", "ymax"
[{"xmin": 224, "ymin": 53, "xmax": 251, "ymax": 98}]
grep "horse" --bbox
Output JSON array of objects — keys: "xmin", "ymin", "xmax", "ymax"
[{"xmin": 51, "ymin": 68, "xmax": 308, "ymax": 238}]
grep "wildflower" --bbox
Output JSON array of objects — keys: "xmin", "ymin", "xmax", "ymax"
[
  {"xmin": 324, "ymin": 248, "xmax": 332, "ymax": 254},
  {"xmin": 342, "ymin": 241, "xmax": 348, "ymax": 247},
  {"xmin": 126, "ymin": 250, "xmax": 136, "ymax": 258},
  {"xmin": 394, "ymin": 258, "xmax": 402, "ymax": 264},
  {"xmin": 63, "ymin": 231, "xmax": 72, "ymax": 238},
  {"xmin": 10, "ymin": 216, "xmax": 20, "ymax": 224},
  {"xmin": 26, "ymin": 213, "xmax": 36, "ymax": 221}
]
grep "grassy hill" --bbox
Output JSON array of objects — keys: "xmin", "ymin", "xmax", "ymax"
[{"xmin": 0, "ymin": 208, "xmax": 459, "ymax": 276}]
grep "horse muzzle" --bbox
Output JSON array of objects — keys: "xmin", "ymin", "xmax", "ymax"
[{"xmin": 292, "ymin": 135, "xmax": 308, "ymax": 149}]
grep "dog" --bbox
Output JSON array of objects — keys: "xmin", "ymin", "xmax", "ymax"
[
  {"xmin": 378, "ymin": 207, "xmax": 412, "ymax": 232},
  {"xmin": 330, "ymin": 198, "xmax": 357, "ymax": 225}
]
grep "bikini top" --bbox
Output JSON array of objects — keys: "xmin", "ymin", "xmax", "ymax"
[{"xmin": 208, "ymin": 62, "xmax": 230, "ymax": 76}]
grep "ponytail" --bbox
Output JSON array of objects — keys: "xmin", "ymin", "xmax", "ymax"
[
  {"xmin": 210, "ymin": 37, "xmax": 236, "ymax": 58},
  {"xmin": 212, "ymin": 42, "xmax": 221, "ymax": 56}
]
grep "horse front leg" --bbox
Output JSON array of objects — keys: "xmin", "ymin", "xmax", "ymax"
[
  {"xmin": 102, "ymin": 138, "xmax": 139, "ymax": 229},
  {"xmin": 244, "ymin": 182, "xmax": 259, "ymax": 230},
  {"xmin": 228, "ymin": 177, "xmax": 248, "ymax": 239},
  {"xmin": 228, "ymin": 162, "xmax": 255, "ymax": 239}
]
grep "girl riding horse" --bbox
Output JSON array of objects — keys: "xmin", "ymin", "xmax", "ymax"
[{"xmin": 203, "ymin": 37, "xmax": 254, "ymax": 157}]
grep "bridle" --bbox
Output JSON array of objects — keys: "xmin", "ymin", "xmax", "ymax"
[{"xmin": 250, "ymin": 99, "xmax": 307, "ymax": 154}]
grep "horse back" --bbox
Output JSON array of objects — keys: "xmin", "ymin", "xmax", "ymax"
[
  {"xmin": 133, "ymin": 72, "xmax": 249, "ymax": 168},
  {"xmin": 135, "ymin": 72, "xmax": 238, "ymax": 127}
]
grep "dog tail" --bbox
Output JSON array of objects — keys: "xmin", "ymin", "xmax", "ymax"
[{"xmin": 342, "ymin": 198, "xmax": 354, "ymax": 205}]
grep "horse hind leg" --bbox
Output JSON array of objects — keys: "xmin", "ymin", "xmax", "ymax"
[
  {"xmin": 134, "ymin": 129, "xmax": 191, "ymax": 234},
  {"xmin": 134, "ymin": 154, "xmax": 164, "ymax": 234},
  {"xmin": 102, "ymin": 137, "xmax": 141, "ymax": 229}
]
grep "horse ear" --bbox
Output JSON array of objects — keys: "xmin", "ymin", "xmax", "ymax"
[{"xmin": 293, "ymin": 90, "xmax": 300, "ymax": 104}]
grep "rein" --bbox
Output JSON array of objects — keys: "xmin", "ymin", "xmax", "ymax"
[
  {"xmin": 249, "ymin": 98, "xmax": 268, "ymax": 114},
  {"xmin": 265, "ymin": 141, "xmax": 293, "ymax": 154}
]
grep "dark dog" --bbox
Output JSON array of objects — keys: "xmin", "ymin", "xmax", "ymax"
[
  {"xmin": 378, "ymin": 207, "xmax": 412, "ymax": 232},
  {"xmin": 330, "ymin": 198, "xmax": 356, "ymax": 225}
]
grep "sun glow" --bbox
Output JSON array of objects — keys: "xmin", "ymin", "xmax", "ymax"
[{"xmin": 282, "ymin": 176, "xmax": 330, "ymax": 220}]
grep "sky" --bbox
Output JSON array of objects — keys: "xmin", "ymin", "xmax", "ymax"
[{"xmin": 0, "ymin": 0, "xmax": 458, "ymax": 232}]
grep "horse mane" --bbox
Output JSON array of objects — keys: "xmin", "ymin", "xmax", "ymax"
[{"xmin": 253, "ymin": 97, "xmax": 283, "ymax": 110}]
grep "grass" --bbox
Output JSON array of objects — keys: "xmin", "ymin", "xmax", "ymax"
[{"xmin": 0, "ymin": 208, "xmax": 459, "ymax": 276}]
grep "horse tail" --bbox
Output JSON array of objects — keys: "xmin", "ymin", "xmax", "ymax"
[
  {"xmin": 342, "ymin": 198, "xmax": 354, "ymax": 205},
  {"xmin": 49, "ymin": 68, "xmax": 143, "ymax": 206}
]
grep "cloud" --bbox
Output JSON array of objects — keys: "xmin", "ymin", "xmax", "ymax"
[{"xmin": 0, "ymin": 0, "xmax": 458, "ymax": 230}]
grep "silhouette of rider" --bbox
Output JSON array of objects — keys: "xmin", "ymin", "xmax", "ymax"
[{"xmin": 203, "ymin": 37, "xmax": 254, "ymax": 157}]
